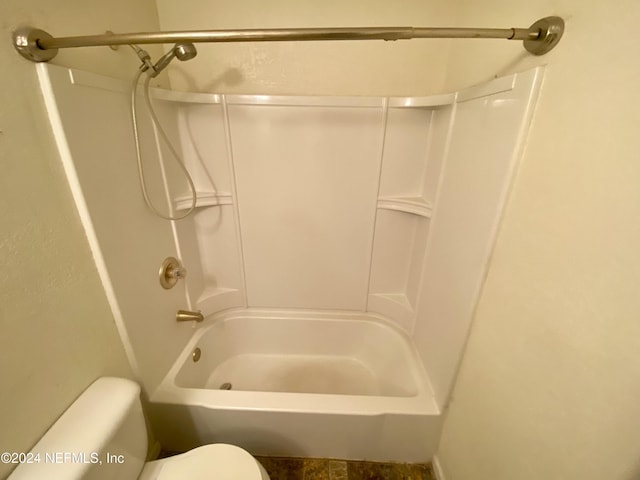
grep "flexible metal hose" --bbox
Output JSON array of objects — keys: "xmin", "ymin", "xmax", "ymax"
[{"xmin": 130, "ymin": 70, "xmax": 197, "ymax": 220}]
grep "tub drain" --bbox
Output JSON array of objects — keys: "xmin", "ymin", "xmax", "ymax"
[{"xmin": 220, "ymin": 382, "xmax": 232, "ymax": 390}]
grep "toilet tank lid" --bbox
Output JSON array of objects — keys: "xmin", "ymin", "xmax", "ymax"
[
  {"xmin": 9, "ymin": 377, "xmax": 141, "ymax": 479},
  {"xmin": 36, "ymin": 377, "xmax": 141, "ymax": 450}
]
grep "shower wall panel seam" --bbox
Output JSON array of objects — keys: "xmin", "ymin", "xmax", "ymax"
[
  {"xmin": 362, "ymin": 98, "xmax": 389, "ymax": 313},
  {"xmin": 221, "ymin": 95, "xmax": 250, "ymax": 308}
]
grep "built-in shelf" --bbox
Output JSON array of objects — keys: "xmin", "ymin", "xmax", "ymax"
[
  {"xmin": 376, "ymin": 196, "xmax": 433, "ymax": 218},
  {"xmin": 173, "ymin": 191, "xmax": 233, "ymax": 211}
]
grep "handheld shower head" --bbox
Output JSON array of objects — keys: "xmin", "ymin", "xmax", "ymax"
[
  {"xmin": 173, "ymin": 43, "xmax": 197, "ymax": 61},
  {"xmin": 149, "ymin": 43, "xmax": 197, "ymax": 77}
]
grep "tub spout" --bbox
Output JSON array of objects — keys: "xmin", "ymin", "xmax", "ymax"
[{"xmin": 176, "ymin": 309, "xmax": 204, "ymax": 323}]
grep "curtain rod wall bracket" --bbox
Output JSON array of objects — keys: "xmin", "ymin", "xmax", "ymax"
[
  {"xmin": 13, "ymin": 27, "xmax": 58, "ymax": 62},
  {"xmin": 523, "ymin": 16, "xmax": 564, "ymax": 55},
  {"xmin": 12, "ymin": 16, "xmax": 564, "ymax": 64}
]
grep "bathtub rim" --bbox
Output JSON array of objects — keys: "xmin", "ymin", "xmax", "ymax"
[{"xmin": 151, "ymin": 308, "xmax": 439, "ymax": 416}]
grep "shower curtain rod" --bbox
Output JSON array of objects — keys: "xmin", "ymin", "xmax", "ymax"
[{"xmin": 13, "ymin": 16, "xmax": 564, "ymax": 63}]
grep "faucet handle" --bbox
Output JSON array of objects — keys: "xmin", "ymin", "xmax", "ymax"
[
  {"xmin": 167, "ymin": 265, "xmax": 187, "ymax": 279},
  {"xmin": 159, "ymin": 257, "xmax": 186, "ymax": 289}
]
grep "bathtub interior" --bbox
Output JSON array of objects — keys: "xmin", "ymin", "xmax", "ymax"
[{"xmin": 172, "ymin": 313, "xmax": 421, "ymax": 397}]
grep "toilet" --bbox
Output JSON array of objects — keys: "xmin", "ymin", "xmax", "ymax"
[{"xmin": 9, "ymin": 377, "xmax": 270, "ymax": 480}]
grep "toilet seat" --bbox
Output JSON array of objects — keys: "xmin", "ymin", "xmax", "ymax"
[{"xmin": 139, "ymin": 444, "xmax": 269, "ymax": 480}]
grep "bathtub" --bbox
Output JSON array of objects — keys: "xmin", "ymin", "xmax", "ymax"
[{"xmin": 148, "ymin": 310, "xmax": 442, "ymax": 462}]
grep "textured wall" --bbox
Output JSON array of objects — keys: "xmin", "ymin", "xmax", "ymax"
[
  {"xmin": 0, "ymin": 1, "xmax": 164, "ymax": 477},
  {"xmin": 437, "ymin": 1, "xmax": 640, "ymax": 479},
  {"xmin": 155, "ymin": 0, "xmax": 454, "ymax": 96}
]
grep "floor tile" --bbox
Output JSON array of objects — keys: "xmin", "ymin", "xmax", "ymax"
[
  {"xmin": 329, "ymin": 460, "xmax": 348, "ymax": 480},
  {"xmin": 303, "ymin": 458, "xmax": 330, "ymax": 479},
  {"xmin": 347, "ymin": 460, "xmax": 402, "ymax": 480},
  {"xmin": 254, "ymin": 456, "xmax": 434, "ymax": 480},
  {"xmin": 256, "ymin": 456, "xmax": 305, "ymax": 480},
  {"xmin": 402, "ymin": 462, "xmax": 436, "ymax": 480}
]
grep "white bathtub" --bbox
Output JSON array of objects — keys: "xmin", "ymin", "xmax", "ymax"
[{"xmin": 149, "ymin": 310, "xmax": 442, "ymax": 462}]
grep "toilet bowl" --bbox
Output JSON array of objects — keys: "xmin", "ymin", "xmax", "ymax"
[{"xmin": 8, "ymin": 377, "xmax": 270, "ymax": 480}]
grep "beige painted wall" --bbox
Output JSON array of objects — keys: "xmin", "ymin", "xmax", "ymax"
[
  {"xmin": 155, "ymin": 0, "xmax": 454, "ymax": 95},
  {"xmin": 437, "ymin": 1, "xmax": 640, "ymax": 479},
  {"xmin": 0, "ymin": 1, "xmax": 163, "ymax": 478}
]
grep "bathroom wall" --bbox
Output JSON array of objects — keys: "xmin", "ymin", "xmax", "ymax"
[
  {"xmin": 155, "ymin": 0, "xmax": 454, "ymax": 96},
  {"xmin": 436, "ymin": 1, "xmax": 640, "ymax": 479},
  {"xmin": 0, "ymin": 1, "xmax": 163, "ymax": 478}
]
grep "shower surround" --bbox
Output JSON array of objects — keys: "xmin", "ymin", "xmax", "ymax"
[{"xmin": 36, "ymin": 63, "xmax": 542, "ymax": 461}]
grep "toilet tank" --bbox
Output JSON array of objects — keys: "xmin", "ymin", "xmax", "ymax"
[{"xmin": 9, "ymin": 377, "xmax": 148, "ymax": 480}]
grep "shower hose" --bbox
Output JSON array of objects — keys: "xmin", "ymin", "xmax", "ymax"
[{"xmin": 130, "ymin": 69, "xmax": 197, "ymax": 220}]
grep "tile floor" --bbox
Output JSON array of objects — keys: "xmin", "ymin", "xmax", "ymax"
[{"xmin": 255, "ymin": 456, "xmax": 435, "ymax": 480}]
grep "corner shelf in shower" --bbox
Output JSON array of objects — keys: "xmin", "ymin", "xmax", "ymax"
[
  {"xmin": 173, "ymin": 191, "xmax": 233, "ymax": 211},
  {"xmin": 376, "ymin": 196, "xmax": 432, "ymax": 218}
]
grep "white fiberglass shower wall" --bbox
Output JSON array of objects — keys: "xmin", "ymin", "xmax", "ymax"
[
  {"xmin": 169, "ymin": 94, "xmax": 447, "ymax": 320},
  {"xmin": 37, "ymin": 63, "xmax": 542, "ymax": 461}
]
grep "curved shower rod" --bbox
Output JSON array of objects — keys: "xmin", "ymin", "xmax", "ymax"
[{"xmin": 13, "ymin": 16, "xmax": 564, "ymax": 63}]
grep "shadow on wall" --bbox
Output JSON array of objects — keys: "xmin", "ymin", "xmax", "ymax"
[{"xmin": 492, "ymin": 51, "xmax": 530, "ymax": 80}]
